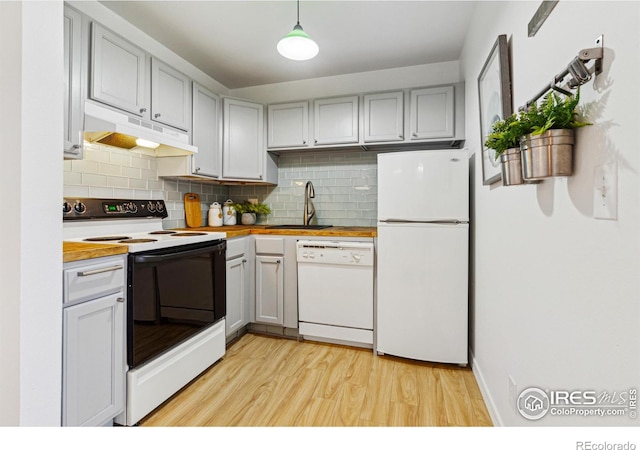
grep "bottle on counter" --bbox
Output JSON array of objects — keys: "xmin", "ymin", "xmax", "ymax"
[
  {"xmin": 222, "ymin": 199, "xmax": 236, "ymax": 225},
  {"xmin": 208, "ymin": 202, "xmax": 223, "ymax": 227}
]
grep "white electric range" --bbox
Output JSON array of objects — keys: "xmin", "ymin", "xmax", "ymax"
[{"xmin": 63, "ymin": 197, "xmax": 227, "ymax": 426}]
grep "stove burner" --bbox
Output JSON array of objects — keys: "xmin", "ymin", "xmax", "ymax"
[
  {"xmin": 149, "ymin": 231, "xmax": 177, "ymax": 235},
  {"xmin": 172, "ymin": 232, "xmax": 207, "ymax": 237},
  {"xmin": 119, "ymin": 238, "xmax": 158, "ymax": 244},
  {"xmin": 84, "ymin": 236, "xmax": 131, "ymax": 242}
]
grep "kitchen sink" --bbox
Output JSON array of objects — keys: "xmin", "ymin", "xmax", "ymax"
[{"xmin": 265, "ymin": 224, "xmax": 333, "ymax": 230}]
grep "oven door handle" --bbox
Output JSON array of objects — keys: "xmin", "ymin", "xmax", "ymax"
[{"xmin": 133, "ymin": 241, "xmax": 225, "ymax": 264}]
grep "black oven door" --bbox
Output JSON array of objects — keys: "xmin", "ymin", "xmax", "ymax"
[{"xmin": 127, "ymin": 239, "xmax": 226, "ymax": 368}]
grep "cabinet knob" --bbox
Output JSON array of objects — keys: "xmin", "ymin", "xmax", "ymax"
[
  {"xmin": 117, "ymin": 297, "xmax": 125, "ymax": 303},
  {"xmin": 314, "ymin": 139, "xmax": 318, "ymax": 144},
  {"xmin": 412, "ymin": 132, "xmax": 418, "ymax": 137},
  {"xmin": 140, "ymin": 108, "xmax": 147, "ymax": 113},
  {"xmin": 154, "ymin": 113, "xmax": 161, "ymax": 118},
  {"xmin": 242, "ymin": 259, "xmax": 247, "ymax": 263},
  {"xmin": 303, "ymin": 140, "xmax": 306, "ymax": 145},
  {"xmin": 195, "ymin": 167, "xmax": 200, "ymax": 173},
  {"xmin": 399, "ymin": 135, "xmax": 403, "ymax": 139}
]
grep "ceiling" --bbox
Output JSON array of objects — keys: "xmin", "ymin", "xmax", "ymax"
[{"xmin": 100, "ymin": 1, "xmax": 477, "ymax": 90}]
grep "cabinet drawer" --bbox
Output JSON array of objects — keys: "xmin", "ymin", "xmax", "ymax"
[
  {"xmin": 255, "ymin": 237, "xmax": 284, "ymax": 255},
  {"xmin": 64, "ymin": 259, "xmax": 125, "ymax": 305},
  {"xmin": 226, "ymin": 238, "xmax": 246, "ymax": 260}
]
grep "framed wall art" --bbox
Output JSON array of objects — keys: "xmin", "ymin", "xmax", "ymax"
[{"xmin": 478, "ymin": 34, "xmax": 512, "ymax": 185}]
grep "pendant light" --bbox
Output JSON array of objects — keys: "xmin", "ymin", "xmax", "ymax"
[{"xmin": 277, "ymin": 0, "xmax": 319, "ymax": 61}]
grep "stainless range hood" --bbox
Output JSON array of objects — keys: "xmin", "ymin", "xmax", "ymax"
[{"xmin": 83, "ymin": 101, "xmax": 197, "ymax": 156}]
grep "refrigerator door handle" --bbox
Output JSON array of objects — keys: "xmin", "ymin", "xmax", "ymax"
[{"xmin": 380, "ymin": 219, "xmax": 469, "ymax": 225}]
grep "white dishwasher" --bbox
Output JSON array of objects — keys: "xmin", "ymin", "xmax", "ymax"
[{"xmin": 296, "ymin": 240, "xmax": 374, "ymax": 346}]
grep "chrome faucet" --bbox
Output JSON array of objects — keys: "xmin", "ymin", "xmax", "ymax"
[{"xmin": 303, "ymin": 181, "xmax": 315, "ymax": 226}]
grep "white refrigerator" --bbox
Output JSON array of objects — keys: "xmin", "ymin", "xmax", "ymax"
[{"xmin": 376, "ymin": 149, "xmax": 469, "ymax": 364}]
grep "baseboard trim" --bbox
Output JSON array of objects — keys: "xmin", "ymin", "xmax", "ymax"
[{"xmin": 470, "ymin": 349, "xmax": 504, "ymax": 426}]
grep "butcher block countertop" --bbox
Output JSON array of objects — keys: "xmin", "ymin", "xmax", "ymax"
[
  {"xmin": 63, "ymin": 226, "xmax": 376, "ymax": 262},
  {"xmin": 182, "ymin": 225, "xmax": 377, "ymax": 239},
  {"xmin": 63, "ymin": 241, "xmax": 128, "ymax": 263}
]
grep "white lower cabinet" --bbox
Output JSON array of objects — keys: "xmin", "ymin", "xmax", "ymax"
[
  {"xmin": 225, "ymin": 237, "xmax": 250, "ymax": 337},
  {"xmin": 255, "ymin": 255, "xmax": 284, "ymax": 325},
  {"xmin": 62, "ymin": 255, "xmax": 126, "ymax": 427}
]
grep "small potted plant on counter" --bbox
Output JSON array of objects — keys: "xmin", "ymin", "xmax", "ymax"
[
  {"xmin": 232, "ymin": 201, "xmax": 272, "ymax": 225},
  {"xmin": 484, "ymin": 112, "xmax": 533, "ymax": 186},
  {"xmin": 520, "ymin": 88, "xmax": 591, "ymax": 181}
]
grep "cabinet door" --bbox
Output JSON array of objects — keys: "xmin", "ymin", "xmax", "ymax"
[
  {"xmin": 363, "ymin": 91, "xmax": 404, "ymax": 143},
  {"xmin": 63, "ymin": 7, "xmax": 83, "ymax": 159},
  {"xmin": 62, "ymin": 292, "xmax": 125, "ymax": 426},
  {"xmin": 255, "ymin": 255, "xmax": 284, "ymax": 325},
  {"xmin": 91, "ymin": 23, "xmax": 147, "ymax": 116},
  {"xmin": 313, "ymin": 96, "xmax": 359, "ymax": 145},
  {"xmin": 223, "ymin": 98, "xmax": 264, "ymax": 180},
  {"xmin": 226, "ymin": 256, "xmax": 247, "ymax": 336},
  {"xmin": 192, "ymin": 83, "xmax": 221, "ymax": 178},
  {"xmin": 409, "ymin": 86, "xmax": 455, "ymax": 140},
  {"xmin": 151, "ymin": 58, "xmax": 191, "ymax": 131},
  {"xmin": 267, "ymin": 101, "xmax": 309, "ymax": 148}
]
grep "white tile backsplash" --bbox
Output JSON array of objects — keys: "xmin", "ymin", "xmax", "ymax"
[
  {"xmin": 63, "ymin": 143, "xmax": 228, "ymax": 228},
  {"xmin": 230, "ymin": 151, "xmax": 378, "ymax": 227},
  {"xmin": 64, "ymin": 145, "xmax": 379, "ymax": 228}
]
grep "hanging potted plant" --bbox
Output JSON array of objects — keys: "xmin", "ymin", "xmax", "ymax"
[
  {"xmin": 232, "ymin": 201, "xmax": 272, "ymax": 225},
  {"xmin": 484, "ymin": 113, "xmax": 533, "ymax": 186},
  {"xmin": 520, "ymin": 88, "xmax": 591, "ymax": 181}
]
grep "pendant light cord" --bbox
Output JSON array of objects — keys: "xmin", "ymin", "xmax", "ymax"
[{"xmin": 296, "ymin": 0, "xmax": 301, "ymax": 26}]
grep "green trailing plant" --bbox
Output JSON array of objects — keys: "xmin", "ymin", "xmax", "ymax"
[
  {"xmin": 523, "ymin": 87, "xmax": 591, "ymax": 135},
  {"xmin": 232, "ymin": 201, "xmax": 271, "ymax": 215},
  {"xmin": 485, "ymin": 88, "xmax": 592, "ymax": 161},
  {"xmin": 484, "ymin": 112, "xmax": 533, "ymax": 160}
]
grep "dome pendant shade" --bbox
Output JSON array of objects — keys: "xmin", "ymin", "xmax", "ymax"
[{"xmin": 277, "ymin": 23, "xmax": 319, "ymax": 61}]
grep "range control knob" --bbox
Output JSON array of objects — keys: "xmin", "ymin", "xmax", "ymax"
[
  {"xmin": 63, "ymin": 202, "xmax": 72, "ymax": 214},
  {"xmin": 126, "ymin": 202, "xmax": 138, "ymax": 214},
  {"xmin": 147, "ymin": 201, "xmax": 156, "ymax": 212},
  {"xmin": 73, "ymin": 202, "xmax": 86, "ymax": 214},
  {"xmin": 156, "ymin": 201, "xmax": 165, "ymax": 212}
]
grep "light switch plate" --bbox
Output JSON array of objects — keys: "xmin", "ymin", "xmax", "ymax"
[{"xmin": 593, "ymin": 162, "xmax": 617, "ymax": 220}]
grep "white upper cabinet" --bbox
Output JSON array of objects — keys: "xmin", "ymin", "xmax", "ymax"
[
  {"xmin": 223, "ymin": 98, "xmax": 264, "ymax": 180},
  {"xmin": 313, "ymin": 96, "xmax": 359, "ymax": 145},
  {"xmin": 363, "ymin": 91, "xmax": 404, "ymax": 143},
  {"xmin": 191, "ymin": 83, "xmax": 221, "ymax": 178},
  {"xmin": 409, "ymin": 86, "xmax": 455, "ymax": 140},
  {"xmin": 151, "ymin": 58, "xmax": 191, "ymax": 131},
  {"xmin": 267, "ymin": 101, "xmax": 309, "ymax": 148},
  {"xmin": 90, "ymin": 23, "xmax": 147, "ymax": 116},
  {"xmin": 63, "ymin": 6, "xmax": 83, "ymax": 159}
]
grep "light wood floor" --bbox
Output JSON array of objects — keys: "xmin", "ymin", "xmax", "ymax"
[{"xmin": 140, "ymin": 333, "xmax": 492, "ymax": 427}]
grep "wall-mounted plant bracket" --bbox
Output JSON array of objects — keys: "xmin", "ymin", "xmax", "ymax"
[{"xmin": 520, "ymin": 35, "xmax": 604, "ymax": 111}]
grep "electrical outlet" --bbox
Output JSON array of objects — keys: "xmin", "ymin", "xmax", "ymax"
[
  {"xmin": 509, "ymin": 376, "xmax": 517, "ymax": 411},
  {"xmin": 593, "ymin": 163, "xmax": 617, "ymax": 220}
]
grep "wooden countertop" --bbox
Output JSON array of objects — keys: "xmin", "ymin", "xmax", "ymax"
[
  {"xmin": 181, "ymin": 225, "xmax": 377, "ymax": 239},
  {"xmin": 63, "ymin": 241, "xmax": 128, "ymax": 263},
  {"xmin": 63, "ymin": 226, "xmax": 376, "ymax": 262}
]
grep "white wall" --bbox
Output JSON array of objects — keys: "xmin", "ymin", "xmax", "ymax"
[
  {"xmin": 461, "ymin": 1, "xmax": 640, "ymax": 426},
  {"xmin": 0, "ymin": 1, "xmax": 63, "ymax": 425}
]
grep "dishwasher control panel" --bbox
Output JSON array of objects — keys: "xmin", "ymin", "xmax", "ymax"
[{"xmin": 296, "ymin": 240, "xmax": 374, "ymax": 266}]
